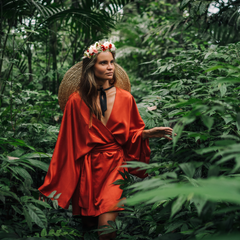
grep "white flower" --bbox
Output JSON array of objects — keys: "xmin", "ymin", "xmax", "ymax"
[
  {"xmin": 110, "ymin": 43, "xmax": 116, "ymax": 51},
  {"xmin": 83, "ymin": 40, "xmax": 117, "ymax": 59},
  {"xmin": 103, "ymin": 41, "xmax": 111, "ymax": 49},
  {"xmin": 88, "ymin": 45, "xmax": 94, "ymax": 54},
  {"xmin": 83, "ymin": 51, "xmax": 90, "ymax": 59}
]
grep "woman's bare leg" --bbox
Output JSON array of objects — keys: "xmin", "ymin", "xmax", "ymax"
[{"xmin": 98, "ymin": 212, "xmax": 118, "ymax": 240}]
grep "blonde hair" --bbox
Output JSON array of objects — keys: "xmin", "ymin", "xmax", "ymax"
[{"xmin": 78, "ymin": 52, "xmax": 116, "ymax": 120}]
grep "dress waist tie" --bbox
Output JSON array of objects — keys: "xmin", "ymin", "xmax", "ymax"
[
  {"xmin": 92, "ymin": 142, "xmax": 122, "ymax": 152},
  {"xmin": 79, "ymin": 142, "xmax": 123, "ymax": 209}
]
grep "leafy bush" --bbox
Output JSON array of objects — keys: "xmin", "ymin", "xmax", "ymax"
[
  {"xmin": 0, "ymin": 138, "xmax": 84, "ymax": 239},
  {"xmin": 1, "ymin": 1, "xmax": 240, "ymax": 239},
  {"xmin": 111, "ymin": 40, "xmax": 240, "ymax": 240}
]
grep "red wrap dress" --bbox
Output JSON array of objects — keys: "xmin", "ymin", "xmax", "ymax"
[{"xmin": 38, "ymin": 87, "xmax": 150, "ymax": 216}]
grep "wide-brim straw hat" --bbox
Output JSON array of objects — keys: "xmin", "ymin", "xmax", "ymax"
[{"xmin": 58, "ymin": 61, "xmax": 131, "ymax": 112}]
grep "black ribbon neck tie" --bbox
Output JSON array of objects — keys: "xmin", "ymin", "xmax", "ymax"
[{"xmin": 98, "ymin": 85, "xmax": 114, "ymax": 117}]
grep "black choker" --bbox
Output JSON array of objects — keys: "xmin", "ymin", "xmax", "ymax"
[{"xmin": 98, "ymin": 86, "xmax": 114, "ymax": 117}]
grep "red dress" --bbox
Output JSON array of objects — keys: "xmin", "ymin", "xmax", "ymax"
[{"xmin": 38, "ymin": 87, "xmax": 150, "ymax": 216}]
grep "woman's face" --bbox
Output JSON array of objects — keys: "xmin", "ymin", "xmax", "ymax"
[{"xmin": 94, "ymin": 52, "xmax": 115, "ymax": 82}]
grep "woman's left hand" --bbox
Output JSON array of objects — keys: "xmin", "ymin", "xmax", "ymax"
[{"xmin": 142, "ymin": 127, "xmax": 175, "ymax": 140}]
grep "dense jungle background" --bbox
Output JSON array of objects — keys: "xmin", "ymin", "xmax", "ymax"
[{"xmin": 1, "ymin": 0, "xmax": 240, "ymax": 239}]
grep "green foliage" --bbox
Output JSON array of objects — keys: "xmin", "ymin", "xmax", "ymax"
[
  {"xmin": 0, "ymin": 89, "xmax": 61, "ymax": 153},
  {"xmin": 0, "ymin": 0, "xmax": 133, "ymax": 96},
  {"xmin": 0, "ymin": 1, "xmax": 136, "ymax": 238},
  {"xmin": 1, "ymin": 0, "xmax": 240, "ymax": 239},
  {"xmin": 111, "ymin": 1, "xmax": 240, "ymax": 239},
  {"xmin": 0, "ymin": 138, "xmax": 84, "ymax": 239}
]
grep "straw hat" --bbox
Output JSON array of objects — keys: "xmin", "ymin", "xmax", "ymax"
[{"xmin": 58, "ymin": 61, "xmax": 131, "ymax": 111}]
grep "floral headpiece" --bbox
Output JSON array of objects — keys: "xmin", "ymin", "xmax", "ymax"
[{"xmin": 83, "ymin": 41, "xmax": 116, "ymax": 59}]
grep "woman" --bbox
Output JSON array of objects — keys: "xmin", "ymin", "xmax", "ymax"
[{"xmin": 39, "ymin": 41, "xmax": 174, "ymax": 240}]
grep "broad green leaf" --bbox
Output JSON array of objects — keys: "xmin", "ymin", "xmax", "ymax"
[
  {"xmin": 115, "ymin": 218, "xmax": 122, "ymax": 229},
  {"xmin": 27, "ymin": 159, "xmax": 49, "ymax": 172},
  {"xmin": 215, "ymin": 140, "xmax": 236, "ymax": 146},
  {"xmin": 20, "ymin": 153, "xmax": 52, "ymax": 159},
  {"xmin": 180, "ymin": 0, "xmax": 191, "ymax": 9},
  {"xmin": 24, "ymin": 29, "xmax": 39, "ymax": 34},
  {"xmin": 219, "ymin": 83, "xmax": 227, "ymax": 97},
  {"xmin": 11, "ymin": 205, "xmax": 23, "ymax": 215},
  {"xmin": 149, "ymin": 225, "xmax": 157, "ymax": 235},
  {"xmin": 222, "ymin": 114, "xmax": 234, "ymax": 124},
  {"xmin": 52, "ymin": 199, "xmax": 58, "ymax": 209},
  {"xmin": 236, "ymin": 112, "xmax": 240, "ymax": 131},
  {"xmin": 11, "ymin": 139, "xmax": 36, "ymax": 151},
  {"xmin": 163, "ymin": 98, "xmax": 201, "ymax": 109},
  {"xmin": 32, "ymin": 199, "xmax": 51, "ymax": 208},
  {"xmin": 201, "ymin": 115, "xmax": 214, "ymax": 131},
  {"xmin": 107, "ymin": 220, "xmax": 117, "ymax": 229},
  {"xmin": 231, "ymin": 156, "xmax": 240, "ymax": 173},
  {"xmin": 41, "ymin": 228, "xmax": 47, "ymax": 237},
  {"xmin": 0, "ymin": 189, "xmax": 19, "ymax": 200},
  {"xmin": 54, "ymin": 193, "xmax": 61, "ymax": 200},
  {"xmin": 214, "ymin": 154, "xmax": 237, "ymax": 165},
  {"xmin": 166, "ymin": 221, "xmax": 184, "ymax": 233},
  {"xmin": 47, "ymin": 190, "xmax": 57, "ymax": 198},
  {"xmin": 171, "ymin": 195, "xmax": 186, "ymax": 217},
  {"xmin": 8, "ymin": 148, "xmax": 25, "ymax": 157},
  {"xmin": 216, "ymin": 77, "xmax": 240, "ymax": 83},
  {"xmin": 199, "ymin": 2, "xmax": 208, "ymax": 15},
  {"xmin": 182, "ymin": 115, "xmax": 196, "ymax": 125},
  {"xmin": 151, "ymin": 200, "xmax": 168, "ymax": 211},
  {"xmin": 21, "ymin": 196, "xmax": 32, "ymax": 203},
  {"xmin": 208, "ymin": 165, "xmax": 220, "ymax": 177},
  {"xmin": 48, "ymin": 229, "xmax": 55, "ymax": 236},
  {"xmin": 205, "ymin": 65, "xmax": 225, "ymax": 72},
  {"xmin": 11, "ymin": 166, "xmax": 33, "ymax": 183},
  {"xmin": 127, "ymin": 177, "xmax": 240, "ymax": 205},
  {"xmin": 173, "ymin": 122, "xmax": 184, "ymax": 147},
  {"xmin": 214, "ymin": 206, "xmax": 240, "ymax": 215},
  {"xmin": 179, "ymin": 163, "xmax": 195, "ymax": 178},
  {"xmin": 196, "ymin": 146, "xmax": 220, "ymax": 155},
  {"xmin": 27, "ymin": 204, "xmax": 47, "ymax": 229},
  {"xmin": 191, "ymin": 195, "xmax": 207, "ymax": 216},
  {"xmin": 23, "ymin": 207, "xmax": 33, "ymax": 231},
  {"xmin": 127, "ymin": 178, "xmax": 171, "ymax": 191}
]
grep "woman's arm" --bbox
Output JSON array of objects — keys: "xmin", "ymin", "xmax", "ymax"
[{"xmin": 142, "ymin": 127, "xmax": 174, "ymax": 140}]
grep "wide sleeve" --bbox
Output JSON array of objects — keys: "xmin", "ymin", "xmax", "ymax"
[
  {"xmin": 38, "ymin": 93, "xmax": 92, "ymax": 209},
  {"xmin": 124, "ymin": 96, "xmax": 151, "ymax": 178}
]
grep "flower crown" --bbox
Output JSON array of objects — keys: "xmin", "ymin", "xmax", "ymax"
[{"xmin": 83, "ymin": 41, "xmax": 116, "ymax": 59}]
